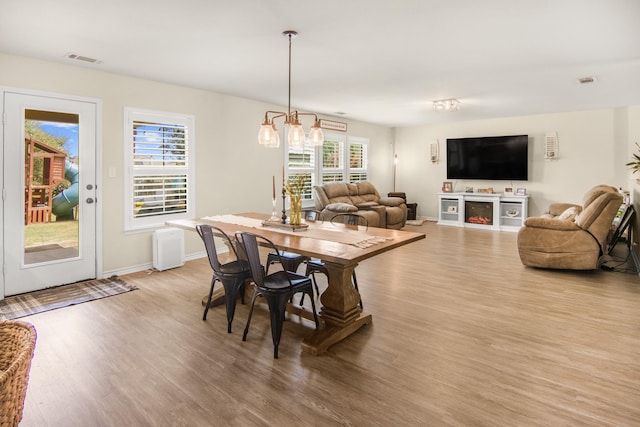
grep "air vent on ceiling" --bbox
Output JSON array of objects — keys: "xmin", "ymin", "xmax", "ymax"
[
  {"xmin": 577, "ymin": 75, "xmax": 598, "ymax": 85},
  {"xmin": 65, "ymin": 53, "xmax": 103, "ymax": 64}
]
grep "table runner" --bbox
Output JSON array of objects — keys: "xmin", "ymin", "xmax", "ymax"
[{"xmin": 201, "ymin": 215, "xmax": 392, "ymax": 248}]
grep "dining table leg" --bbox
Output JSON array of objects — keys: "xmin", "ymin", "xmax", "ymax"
[{"xmin": 301, "ymin": 261, "xmax": 372, "ymax": 355}]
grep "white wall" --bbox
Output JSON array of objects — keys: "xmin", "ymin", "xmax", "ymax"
[
  {"xmin": 0, "ymin": 52, "xmax": 393, "ymax": 275},
  {"xmin": 4, "ymin": 51, "xmax": 638, "ymax": 274},
  {"xmin": 395, "ymin": 108, "xmax": 640, "ymax": 219}
]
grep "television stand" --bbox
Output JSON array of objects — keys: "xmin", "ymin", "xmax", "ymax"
[{"xmin": 437, "ymin": 192, "xmax": 529, "ymax": 232}]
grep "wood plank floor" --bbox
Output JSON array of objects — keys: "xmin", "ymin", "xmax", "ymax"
[{"xmin": 18, "ymin": 221, "xmax": 640, "ymax": 426}]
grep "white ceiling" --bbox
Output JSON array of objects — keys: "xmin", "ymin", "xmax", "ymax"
[{"xmin": 1, "ymin": 0, "xmax": 639, "ymax": 128}]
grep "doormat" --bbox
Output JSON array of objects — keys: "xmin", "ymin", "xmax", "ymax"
[{"xmin": 0, "ymin": 277, "xmax": 137, "ymax": 320}]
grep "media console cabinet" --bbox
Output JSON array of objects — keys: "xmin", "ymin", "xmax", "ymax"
[{"xmin": 437, "ymin": 192, "xmax": 529, "ymax": 232}]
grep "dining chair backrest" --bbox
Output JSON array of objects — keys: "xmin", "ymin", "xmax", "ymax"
[
  {"xmin": 330, "ymin": 213, "xmax": 368, "ymax": 229},
  {"xmin": 235, "ymin": 232, "xmax": 265, "ymax": 288},
  {"xmin": 196, "ymin": 224, "xmax": 244, "ymax": 271},
  {"xmin": 196, "ymin": 224, "xmax": 228, "ymax": 271},
  {"xmin": 237, "ymin": 231, "xmax": 299, "ymax": 291},
  {"xmin": 303, "ymin": 209, "xmax": 323, "ymax": 222}
]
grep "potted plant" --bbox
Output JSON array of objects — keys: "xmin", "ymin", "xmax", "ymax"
[{"xmin": 626, "ymin": 142, "xmax": 640, "ymax": 174}]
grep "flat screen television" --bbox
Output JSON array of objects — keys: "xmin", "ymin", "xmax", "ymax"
[{"xmin": 446, "ymin": 135, "xmax": 528, "ymax": 181}]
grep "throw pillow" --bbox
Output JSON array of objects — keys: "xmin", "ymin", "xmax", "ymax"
[
  {"xmin": 326, "ymin": 203, "xmax": 358, "ymax": 213},
  {"xmin": 558, "ymin": 206, "xmax": 578, "ymax": 221}
]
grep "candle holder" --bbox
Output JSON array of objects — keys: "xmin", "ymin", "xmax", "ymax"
[
  {"xmin": 269, "ymin": 197, "xmax": 280, "ymax": 222},
  {"xmin": 281, "ymin": 187, "xmax": 288, "ymax": 224}
]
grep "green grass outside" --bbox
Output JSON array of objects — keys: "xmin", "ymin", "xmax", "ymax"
[{"xmin": 24, "ymin": 220, "xmax": 79, "ymax": 248}]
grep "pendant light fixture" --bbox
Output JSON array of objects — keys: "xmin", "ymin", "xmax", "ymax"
[{"xmin": 258, "ymin": 30, "xmax": 324, "ymax": 148}]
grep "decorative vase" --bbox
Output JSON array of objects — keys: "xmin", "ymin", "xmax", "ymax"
[{"xmin": 289, "ymin": 195, "xmax": 302, "ymax": 225}]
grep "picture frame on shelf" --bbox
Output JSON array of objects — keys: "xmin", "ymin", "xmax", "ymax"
[
  {"xmin": 516, "ymin": 187, "xmax": 527, "ymax": 196},
  {"xmin": 504, "ymin": 187, "xmax": 514, "ymax": 195},
  {"xmin": 447, "ymin": 205, "xmax": 458, "ymax": 213},
  {"xmin": 442, "ymin": 181, "xmax": 453, "ymax": 193},
  {"xmin": 465, "ymin": 187, "xmax": 474, "ymax": 193}
]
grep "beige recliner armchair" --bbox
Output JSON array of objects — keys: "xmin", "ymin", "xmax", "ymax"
[{"xmin": 517, "ymin": 185, "xmax": 623, "ymax": 270}]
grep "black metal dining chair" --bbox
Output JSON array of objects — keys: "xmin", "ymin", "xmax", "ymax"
[
  {"xmin": 196, "ymin": 224, "xmax": 252, "ymax": 333},
  {"xmin": 236, "ymin": 231, "xmax": 319, "ymax": 358},
  {"xmin": 304, "ymin": 213, "xmax": 367, "ymax": 309},
  {"xmin": 264, "ymin": 210, "xmax": 322, "ymax": 274}
]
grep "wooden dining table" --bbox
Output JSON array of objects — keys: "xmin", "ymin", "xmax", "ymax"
[{"xmin": 168, "ymin": 212, "xmax": 425, "ymax": 355}]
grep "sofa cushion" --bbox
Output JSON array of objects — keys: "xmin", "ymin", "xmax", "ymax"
[
  {"xmin": 326, "ymin": 202, "xmax": 358, "ymax": 212},
  {"xmin": 354, "ymin": 181, "xmax": 379, "ymax": 204},
  {"xmin": 323, "ymin": 182, "xmax": 350, "ymax": 199}
]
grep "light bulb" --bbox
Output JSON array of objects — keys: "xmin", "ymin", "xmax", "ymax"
[
  {"xmin": 288, "ymin": 123, "xmax": 305, "ymax": 146},
  {"xmin": 258, "ymin": 123, "xmax": 276, "ymax": 146},
  {"xmin": 309, "ymin": 121, "xmax": 324, "ymax": 146}
]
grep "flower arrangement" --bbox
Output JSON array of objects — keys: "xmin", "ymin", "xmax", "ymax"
[
  {"xmin": 285, "ymin": 174, "xmax": 305, "ymax": 197},
  {"xmin": 285, "ymin": 175, "xmax": 305, "ymax": 225}
]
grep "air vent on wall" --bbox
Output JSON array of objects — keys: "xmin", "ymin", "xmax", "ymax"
[{"xmin": 65, "ymin": 53, "xmax": 103, "ymax": 64}]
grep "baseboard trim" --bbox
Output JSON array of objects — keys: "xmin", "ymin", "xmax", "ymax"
[{"xmin": 102, "ymin": 251, "xmax": 207, "ymax": 278}]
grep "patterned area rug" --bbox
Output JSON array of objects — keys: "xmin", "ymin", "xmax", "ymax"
[{"xmin": 0, "ymin": 277, "xmax": 137, "ymax": 320}]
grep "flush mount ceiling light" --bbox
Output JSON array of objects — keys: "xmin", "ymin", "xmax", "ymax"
[
  {"xmin": 577, "ymin": 75, "xmax": 598, "ymax": 85},
  {"xmin": 433, "ymin": 98, "xmax": 460, "ymax": 112},
  {"xmin": 258, "ymin": 30, "xmax": 324, "ymax": 148}
]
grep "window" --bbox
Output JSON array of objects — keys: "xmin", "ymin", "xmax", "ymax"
[
  {"xmin": 321, "ymin": 135, "xmax": 344, "ymax": 184},
  {"xmin": 284, "ymin": 131, "xmax": 368, "ymax": 204},
  {"xmin": 124, "ymin": 108, "xmax": 195, "ymax": 230},
  {"xmin": 348, "ymin": 137, "xmax": 368, "ymax": 182},
  {"xmin": 286, "ymin": 136, "xmax": 315, "ymax": 201}
]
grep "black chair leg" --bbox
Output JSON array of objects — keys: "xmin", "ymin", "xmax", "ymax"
[
  {"xmin": 202, "ymin": 277, "xmax": 218, "ymax": 321},
  {"xmin": 352, "ymin": 272, "xmax": 363, "ymax": 309},
  {"xmin": 264, "ymin": 293, "xmax": 290, "ymax": 358},
  {"xmin": 300, "ymin": 269, "xmax": 321, "ymax": 306},
  {"xmin": 311, "ymin": 272, "xmax": 320, "ymax": 297},
  {"xmin": 220, "ymin": 277, "xmax": 244, "ymax": 333},
  {"xmin": 308, "ymin": 290, "xmax": 319, "ymax": 328},
  {"xmin": 242, "ymin": 289, "xmax": 260, "ymax": 342}
]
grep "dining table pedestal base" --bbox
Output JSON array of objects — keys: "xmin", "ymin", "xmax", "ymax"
[
  {"xmin": 301, "ymin": 260, "xmax": 371, "ymax": 355},
  {"xmin": 201, "ymin": 289, "xmax": 225, "ymax": 308},
  {"xmin": 302, "ymin": 312, "xmax": 372, "ymax": 355}
]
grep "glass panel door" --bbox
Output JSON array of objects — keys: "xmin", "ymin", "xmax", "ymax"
[
  {"xmin": 24, "ymin": 110, "xmax": 80, "ymax": 264},
  {"xmin": 2, "ymin": 91, "xmax": 97, "ymax": 296}
]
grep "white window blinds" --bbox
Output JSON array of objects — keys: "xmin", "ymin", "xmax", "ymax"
[{"xmin": 124, "ymin": 109, "xmax": 195, "ymax": 230}]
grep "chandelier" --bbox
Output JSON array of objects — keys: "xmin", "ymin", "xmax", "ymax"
[
  {"xmin": 433, "ymin": 98, "xmax": 460, "ymax": 112},
  {"xmin": 258, "ymin": 30, "xmax": 324, "ymax": 148}
]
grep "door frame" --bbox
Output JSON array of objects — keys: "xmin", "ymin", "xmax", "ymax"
[{"xmin": 1, "ymin": 86, "xmax": 103, "ymax": 300}]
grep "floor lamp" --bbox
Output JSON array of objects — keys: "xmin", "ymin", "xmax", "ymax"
[{"xmin": 393, "ymin": 154, "xmax": 398, "ymax": 192}]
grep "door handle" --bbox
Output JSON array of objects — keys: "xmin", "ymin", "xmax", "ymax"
[{"xmin": 86, "ymin": 198, "xmax": 94, "ymax": 204}]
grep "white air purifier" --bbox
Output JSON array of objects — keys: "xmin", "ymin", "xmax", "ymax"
[{"xmin": 153, "ymin": 228, "xmax": 185, "ymax": 271}]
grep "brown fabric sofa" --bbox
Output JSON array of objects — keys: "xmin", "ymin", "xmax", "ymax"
[
  {"xmin": 313, "ymin": 181, "xmax": 407, "ymax": 229},
  {"xmin": 517, "ymin": 184, "xmax": 623, "ymax": 270}
]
